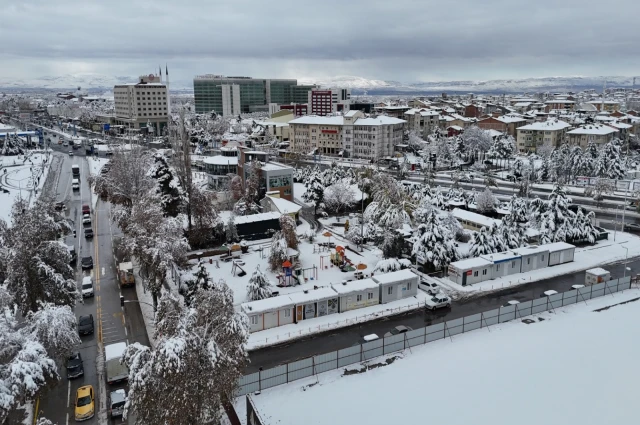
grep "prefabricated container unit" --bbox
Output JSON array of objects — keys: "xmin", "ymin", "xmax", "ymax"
[
  {"xmin": 287, "ymin": 287, "xmax": 339, "ymax": 322},
  {"xmin": 372, "ymin": 269, "xmax": 419, "ymax": 304},
  {"xmin": 447, "ymin": 257, "xmax": 494, "ymax": 286},
  {"xmin": 544, "ymin": 242, "xmax": 576, "ymax": 266},
  {"xmin": 241, "ymin": 296, "xmax": 295, "ymax": 333},
  {"xmin": 233, "ymin": 212, "xmax": 281, "ymax": 240},
  {"xmin": 585, "ymin": 268, "xmax": 611, "ymax": 286},
  {"xmin": 480, "ymin": 252, "xmax": 522, "ymax": 278},
  {"xmin": 331, "ymin": 278, "xmax": 380, "ymax": 312},
  {"xmin": 512, "ymin": 245, "xmax": 549, "ymax": 273},
  {"xmin": 451, "ymin": 208, "xmax": 501, "ymax": 232}
]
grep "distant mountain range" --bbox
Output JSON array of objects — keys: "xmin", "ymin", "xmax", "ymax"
[{"xmin": 0, "ymin": 73, "xmax": 637, "ymax": 95}]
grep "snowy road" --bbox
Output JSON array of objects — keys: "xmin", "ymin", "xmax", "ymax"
[{"xmin": 247, "ymin": 256, "xmax": 640, "ymax": 372}]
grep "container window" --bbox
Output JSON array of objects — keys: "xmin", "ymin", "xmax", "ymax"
[
  {"xmin": 250, "ymin": 316, "xmax": 258, "ymax": 325},
  {"xmin": 357, "ymin": 294, "xmax": 363, "ymax": 302}
]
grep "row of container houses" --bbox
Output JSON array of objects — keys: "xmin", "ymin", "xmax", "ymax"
[
  {"xmin": 242, "ymin": 269, "xmax": 419, "ymax": 333},
  {"xmin": 447, "ymin": 242, "xmax": 576, "ymax": 286}
]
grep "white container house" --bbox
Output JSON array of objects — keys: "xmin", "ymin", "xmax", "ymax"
[
  {"xmin": 481, "ymin": 252, "xmax": 522, "ymax": 278},
  {"xmin": 373, "ymin": 269, "xmax": 419, "ymax": 304},
  {"xmin": 545, "ymin": 242, "xmax": 576, "ymax": 266},
  {"xmin": 287, "ymin": 287, "xmax": 339, "ymax": 322},
  {"xmin": 447, "ymin": 257, "xmax": 494, "ymax": 286},
  {"xmin": 241, "ymin": 296, "xmax": 295, "ymax": 333},
  {"xmin": 331, "ymin": 279, "xmax": 380, "ymax": 312},
  {"xmin": 451, "ymin": 208, "xmax": 501, "ymax": 232},
  {"xmin": 585, "ymin": 268, "xmax": 611, "ymax": 285},
  {"xmin": 512, "ymin": 245, "xmax": 549, "ymax": 273}
]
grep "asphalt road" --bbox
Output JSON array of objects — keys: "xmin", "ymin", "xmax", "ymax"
[
  {"xmin": 36, "ymin": 153, "xmax": 150, "ymax": 425},
  {"xmin": 246, "ymin": 256, "xmax": 639, "ymax": 373}
]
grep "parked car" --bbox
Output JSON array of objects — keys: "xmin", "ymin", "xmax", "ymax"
[
  {"xmin": 502, "ymin": 300, "xmax": 520, "ymax": 308},
  {"xmin": 81, "ymin": 256, "xmax": 93, "ymax": 270},
  {"xmin": 82, "ymin": 204, "xmax": 90, "ymax": 215},
  {"xmin": 82, "ymin": 214, "xmax": 91, "ymax": 225},
  {"xmin": 421, "ymin": 280, "xmax": 439, "ymax": 295},
  {"xmin": 352, "ymin": 333, "xmax": 380, "ymax": 346},
  {"xmin": 78, "ymin": 314, "xmax": 94, "ymax": 335},
  {"xmin": 81, "ymin": 276, "xmax": 94, "ymax": 298},
  {"xmin": 69, "ymin": 150, "xmax": 73, "ymax": 156},
  {"xmin": 84, "ymin": 228, "xmax": 94, "ymax": 239},
  {"xmin": 383, "ymin": 325, "xmax": 413, "ymax": 338},
  {"xmin": 67, "ymin": 352, "xmax": 84, "ymax": 379},
  {"xmin": 425, "ymin": 295, "xmax": 452, "ymax": 311},
  {"xmin": 540, "ymin": 290, "xmax": 558, "ymax": 297},
  {"xmin": 54, "ymin": 201, "xmax": 65, "ymax": 211},
  {"xmin": 571, "ymin": 284, "xmax": 585, "ymax": 290},
  {"xmin": 624, "ymin": 223, "xmax": 640, "ymax": 232},
  {"xmin": 74, "ymin": 385, "xmax": 95, "ymax": 421},
  {"xmin": 108, "ymin": 389, "xmax": 127, "ymax": 418}
]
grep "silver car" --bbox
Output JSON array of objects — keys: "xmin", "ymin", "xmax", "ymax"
[
  {"xmin": 425, "ymin": 295, "xmax": 452, "ymax": 311},
  {"xmin": 109, "ymin": 389, "xmax": 126, "ymax": 418}
]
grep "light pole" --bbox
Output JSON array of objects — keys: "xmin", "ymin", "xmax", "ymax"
[{"xmin": 623, "ymin": 246, "xmax": 630, "ymax": 278}]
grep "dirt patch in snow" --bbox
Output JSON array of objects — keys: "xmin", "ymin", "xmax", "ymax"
[
  {"xmin": 593, "ymin": 297, "xmax": 640, "ymax": 312},
  {"xmin": 342, "ymin": 356, "xmax": 401, "ymax": 376}
]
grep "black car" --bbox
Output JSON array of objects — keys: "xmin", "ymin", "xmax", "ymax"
[
  {"xmin": 78, "ymin": 314, "xmax": 94, "ymax": 335},
  {"xmin": 624, "ymin": 223, "xmax": 640, "ymax": 232},
  {"xmin": 81, "ymin": 256, "xmax": 93, "ymax": 270},
  {"xmin": 67, "ymin": 352, "xmax": 84, "ymax": 379},
  {"xmin": 84, "ymin": 228, "xmax": 94, "ymax": 239}
]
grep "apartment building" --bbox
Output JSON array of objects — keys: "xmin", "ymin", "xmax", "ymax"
[
  {"xmin": 193, "ymin": 75, "xmax": 315, "ymax": 115},
  {"xmin": 477, "ymin": 114, "xmax": 527, "ymax": 137},
  {"xmin": 567, "ymin": 124, "xmax": 618, "ymax": 148},
  {"xmin": 544, "ymin": 99, "xmax": 575, "ymax": 112},
  {"xmin": 237, "ymin": 148, "xmax": 294, "ymax": 201},
  {"xmin": 516, "ymin": 119, "xmax": 571, "ymax": 153},
  {"xmin": 113, "ymin": 74, "xmax": 169, "ymax": 133},
  {"xmin": 308, "ymin": 88, "xmax": 351, "ymax": 115},
  {"xmin": 587, "ymin": 100, "xmax": 621, "ymax": 112},
  {"xmin": 289, "ymin": 110, "xmax": 405, "ymax": 160},
  {"xmin": 403, "ymin": 108, "xmax": 440, "ymax": 137}
]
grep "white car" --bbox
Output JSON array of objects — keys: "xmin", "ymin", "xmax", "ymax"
[
  {"xmin": 421, "ymin": 280, "xmax": 439, "ymax": 295},
  {"xmin": 502, "ymin": 300, "xmax": 520, "ymax": 308},
  {"xmin": 82, "ymin": 214, "xmax": 91, "ymax": 225},
  {"xmin": 425, "ymin": 294, "xmax": 451, "ymax": 311},
  {"xmin": 81, "ymin": 276, "xmax": 94, "ymax": 298},
  {"xmin": 540, "ymin": 290, "xmax": 558, "ymax": 297}
]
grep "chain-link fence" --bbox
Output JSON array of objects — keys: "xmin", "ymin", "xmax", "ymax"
[{"xmin": 237, "ymin": 276, "xmax": 633, "ymax": 395}]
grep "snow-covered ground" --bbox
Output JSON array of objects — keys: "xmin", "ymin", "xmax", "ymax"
[
  {"xmin": 294, "ymin": 182, "xmax": 309, "ymax": 205},
  {"xmin": 87, "ymin": 157, "xmax": 109, "ymax": 176},
  {"xmin": 433, "ymin": 231, "xmax": 640, "ymax": 298},
  {"xmin": 238, "ymin": 287, "xmax": 640, "ymax": 425},
  {"xmin": 0, "ymin": 151, "xmax": 51, "ymax": 222},
  {"xmin": 246, "ymin": 292, "xmax": 427, "ymax": 350}
]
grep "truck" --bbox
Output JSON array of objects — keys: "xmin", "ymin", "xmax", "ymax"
[
  {"xmin": 105, "ymin": 342, "xmax": 129, "ymax": 385},
  {"xmin": 585, "ymin": 268, "xmax": 611, "ymax": 286},
  {"xmin": 72, "ymin": 164, "xmax": 80, "ymax": 177},
  {"xmin": 117, "ymin": 262, "xmax": 135, "ymax": 288}
]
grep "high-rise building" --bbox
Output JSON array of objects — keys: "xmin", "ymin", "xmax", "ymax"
[
  {"xmin": 193, "ymin": 75, "xmax": 315, "ymax": 116},
  {"xmin": 113, "ymin": 71, "xmax": 169, "ymax": 133},
  {"xmin": 308, "ymin": 88, "xmax": 351, "ymax": 116}
]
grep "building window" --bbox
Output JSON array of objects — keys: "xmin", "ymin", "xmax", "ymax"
[
  {"xmin": 482, "ymin": 269, "xmax": 487, "ymax": 275},
  {"xmin": 284, "ymin": 189, "xmax": 291, "ymax": 195},
  {"xmin": 473, "ymin": 271, "xmax": 478, "ymax": 277},
  {"xmin": 496, "ymin": 264, "xmax": 500, "ymax": 271},
  {"xmin": 387, "ymin": 287, "xmax": 392, "ymax": 295},
  {"xmin": 527, "ymin": 258, "xmax": 531, "ymax": 265},
  {"xmin": 541, "ymin": 255, "xmax": 545, "ymax": 262},
  {"xmin": 250, "ymin": 316, "xmax": 258, "ymax": 325},
  {"xmin": 356, "ymin": 294, "xmax": 363, "ymax": 302},
  {"xmin": 511, "ymin": 261, "xmax": 516, "ymax": 268},
  {"xmin": 407, "ymin": 282, "xmax": 412, "ymax": 291},
  {"xmin": 284, "ymin": 309, "xmax": 291, "ymax": 318},
  {"xmin": 367, "ymin": 292, "xmax": 373, "ymax": 300}
]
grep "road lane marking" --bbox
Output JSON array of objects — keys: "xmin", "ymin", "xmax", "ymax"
[
  {"xmin": 102, "ymin": 267, "xmax": 105, "ymax": 277},
  {"xmin": 32, "ymin": 397, "xmax": 39, "ymax": 425},
  {"xmin": 67, "ymin": 380, "xmax": 71, "ymax": 408},
  {"xmin": 66, "ymin": 412, "xmax": 69, "ymax": 425}
]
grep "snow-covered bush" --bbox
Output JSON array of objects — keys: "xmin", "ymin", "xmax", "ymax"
[{"xmin": 247, "ymin": 265, "xmax": 273, "ymax": 301}]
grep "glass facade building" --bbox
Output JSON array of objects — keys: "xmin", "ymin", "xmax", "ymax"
[{"xmin": 193, "ymin": 76, "xmax": 314, "ymax": 115}]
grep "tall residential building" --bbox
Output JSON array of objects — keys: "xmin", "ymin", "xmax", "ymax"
[
  {"xmin": 193, "ymin": 75, "xmax": 315, "ymax": 116},
  {"xmin": 516, "ymin": 119, "xmax": 571, "ymax": 153},
  {"xmin": 308, "ymin": 88, "xmax": 351, "ymax": 116},
  {"xmin": 289, "ymin": 110, "xmax": 405, "ymax": 160},
  {"xmin": 113, "ymin": 72, "xmax": 169, "ymax": 133}
]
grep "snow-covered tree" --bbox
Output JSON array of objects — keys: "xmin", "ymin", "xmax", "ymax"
[
  {"xmin": 227, "ymin": 174, "xmax": 244, "ymax": 201},
  {"xmin": 468, "ymin": 226, "xmax": 497, "ymax": 257},
  {"xmin": 149, "ymin": 153, "xmax": 183, "ymax": 217},
  {"xmin": 461, "ymin": 126, "xmax": 493, "ymax": 152},
  {"xmin": 487, "ymin": 134, "xmax": 515, "ymax": 159},
  {"xmin": 475, "ymin": 188, "xmax": 497, "ymax": 214},
  {"xmin": 225, "ymin": 214, "xmax": 239, "ymax": 243},
  {"xmin": 453, "ymin": 136, "xmax": 467, "ymax": 160},
  {"xmin": 373, "ymin": 258, "xmax": 411, "ymax": 273},
  {"xmin": 181, "ymin": 260, "xmax": 211, "ymax": 306},
  {"xmin": 595, "ymin": 139, "xmax": 626, "ymax": 180},
  {"xmin": 589, "ymin": 178, "xmax": 615, "ymax": 208},
  {"xmin": 381, "ymin": 231, "xmax": 405, "ymax": 259},
  {"xmin": 582, "ymin": 141, "xmax": 599, "ymax": 176},
  {"xmin": 25, "ymin": 303, "xmax": 81, "ymax": 361},
  {"xmin": 246, "ymin": 265, "xmax": 272, "ymax": 301},
  {"xmin": 411, "ymin": 210, "xmax": 458, "ymax": 271},
  {"xmin": 538, "ymin": 184, "xmax": 574, "ymax": 244},
  {"xmin": 233, "ymin": 160, "xmax": 262, "ymax": 215},
  {"xmin": 188, "ymin": 185, "xmax": 223, "ymax": 248},
  {"xmin": 323, "ymin": 180, "xmax": 356, "ymax": 214},
  {"xmin": 279, "ymin": 214, "xmax": 298, "ymax": 249},
  {"xmin": 488, "ymin": 222, "xmax": 507, "ymax": 252},
  {"xmin": 506, "ymin": 195, "xmax": 529, "ymax": 223},
  {"xmin": 268, "ymin": 231, "xmax": 288, "ymax": 272},
  {"xmin": 538, "ymin": 157, "xmax": 551, "ymax": 181},
  {"xmin": 570, "ymin": 210, "xmax": 600, "ymax": 244},
  {"xmin": 122, "ymin": 284, "xmax": 248, "ymax": 425},
  {"xmin": 303, "ymin": 168, "xmax": 325, "ymax": 215}
]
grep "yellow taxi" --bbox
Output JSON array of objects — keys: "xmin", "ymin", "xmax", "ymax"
[{"xmin": 74, "ymin": 385, "xmax": 95, "ymax": 421}]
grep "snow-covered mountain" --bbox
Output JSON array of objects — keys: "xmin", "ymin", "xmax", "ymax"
[
  {"xmin": 0, "ymin": 73, "xmax": 192, "ymax": 91},
  {"xmin": 300, "ymin": 75, "xmax": 638, "ymax": 94}
]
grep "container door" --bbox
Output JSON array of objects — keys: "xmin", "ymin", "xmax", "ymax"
[
  {"xmin": 462, "ymin": 272, "xmax": 467, "ymax": 286},
  {"xmin": 296, "ymin": 305, "xmax": 304, "ymax": 322}
]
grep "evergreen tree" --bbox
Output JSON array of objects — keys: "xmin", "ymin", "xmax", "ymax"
[
  {"xmin": 149, "ymin": 153, "xmax": 183, "ymax": 217},
  {"xmin": 279, "ymin": 214, "xmax": 298, "ymax": 249},
  {"xmin": 381, "ymin": 231, "xmax": 406, "ymax": 259},
  {"xmin": 476, "ymin": 188, "xmax": 496, "ymax": 214},
  {"xmin": 595, "ymin": 139, "xmax": 625, "ymax": 180},
  {"xmin": 487, "ymin": 134, "xmax": 515, "ymax": 159},
  {"xmin": 469, "ymin": 226, "xmax": 497, "ymax": 257},
  {"xmin": 303, "ymin": 169, "xmax": 325, "ymax": 215},
  {"xmin": 246, "ymin": 265, "xmax": 272, "ymax": 301},
  {"xmin": 583, "ymin": 140, "xmax": 599, "ymax": 176},
  {"xmin": 411, "ymin": 210, "xmax": 458, "ymax": 271},
  {"xmin": 506, "ymin": 194, "xmax": 529, "ymax": 223},
  {"xmin": 182, "ymin": 260, "xmax": 211, "ymax": 306},
  {"xmin": 538, "ymin": 184, "xmax": 575, "ymax": 244},
  {"xmin": 225, "ymin": 214, "xmax": 238, "ymax": 243},
  {"xmin": 538, "ymin": 157, "xmax": 551, "ymax": 181},
  {"xmin": 268, "ymin": 231, "xmax": 288, "ymax": 272},
  {"xmin": 488, "ymin": 222, "xmax": 507, "ymax": 252}
]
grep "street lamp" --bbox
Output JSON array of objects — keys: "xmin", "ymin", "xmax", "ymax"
[{"xmin": 623, "ymin": 246, "xmax": 630, "ymax": 278}]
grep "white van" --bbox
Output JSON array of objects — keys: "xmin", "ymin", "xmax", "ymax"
[
  {"xmin": 81, "ymin": 276, "xmax": 94, "ymax": 297},
  {"xmin": 72, "ymin": 178, "xmax": 80, "ymax": 191}
]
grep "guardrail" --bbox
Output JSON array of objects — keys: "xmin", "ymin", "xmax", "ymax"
[{"xmin": 237, "ymin": 276, "xmax": 633, "ymax": 395}]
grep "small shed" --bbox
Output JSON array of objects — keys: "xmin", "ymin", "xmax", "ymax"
[
  {"xmin": 481, "ymin": 251, "xmax": 522, "ymax": 278},
  {"xmin": 512, "ymin": 245, "xmax": 549, "ymax": 273},
  {"xmin": 447, "ymin": 257, "xmax": 493, "ymax": 286},
  {"xmin": 287, "ymin": 287, "xmax": 339, "ymax": 321},
  {"xmin": 234, "ymin": 212, "xmax": 281, "ymax": 240},
  {"xmin": 331, "ymin": 279, "xmax": 380, "ymax": 312},
  {"xmin": 373, "ymin": 269, "xmax": 419, "ymax": 304},
  {"xmin": 545, "ymin": 242, "xmax": 575, "ymax": 266},
  {"xmin": 451, "ymin": 208, "xmax": 501, "ymax": 232},
  {"xmin": 585, "ymin": 268, "xmax": 611, "ymax": 286},
  {"xmin": 241, "ymin": 295, "xmax": 295, "ymax": 333}
]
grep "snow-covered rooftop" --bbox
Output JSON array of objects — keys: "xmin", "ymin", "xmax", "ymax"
[
  {"xmin": 372, "ymin": 269, "xmax": 417, "ymax": 285},
  {"xmin": 202, "ymin": 156, "xmax": 239, "ymax": 165},
  {"xmin": 265, "ymin": 196, "xmax": 301, "ymax": 214},
  {"xmin": 344, "ymin": 110, "xmax": 359, "ymax": 117},
  {"xmin": 331, "ymin": 278, "xmax": 379, "ymax": 295},
  {"xmin": 354, "ymin": 116, "xmax": 406, "ymax": 126},
  {"xmin": 450, "ymin": 257, "xmax": 493, "ymax": 270},
  {"xmin": 234, "ymin": 212, "xmax": 280, "ymax": 225},
  {"xmin": 608, "ymin": 122, "xmax": 632, "ymax": 130},
  {"xmin": 496, "ymin": 114, "xmax": 526, "ymax": 123},
  {"xmin": 586, "ymin": 267, "xmax": 610, "ymax": 276},
  {"xmin": 542, "ymin": 242, "xmax": 575, "ymax": 252},
  {"xmin": 287, "ymin": 287, "xmax": 338, "ymax": 305},
  {"xmin": 517, "ymin": 119, "xmax": 571, "ymax": 131},
  {"xmin": 261, "ymin": 162, "xmax": 293, "ymax": 172},
  {"xmin": 104, "ymin": 342, "xmax": 127, "ymax": 361},
  {"xmin": 511, "ymin": 245, "xmax": 549, "ymax": 256},
  {"xmin": 289, "ymin": 116, "xmax": 345, "ymax": 126},
  {"xmin": 241, "ymin": 295, "xmax": 295, "ymax": 315},
  {"xmin": 567, "ymin": 124, "xmax": 618, "ymax": 136},
  {"xmin": 480, "ymin": 251, "xmax": 521, "ymax": 263},
  {"xmin": 451, "ymin": 208, "xmax": 500, "ymax": 228}
]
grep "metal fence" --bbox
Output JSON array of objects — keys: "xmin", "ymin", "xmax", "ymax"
[{"xmin": 237, "ymin": 276, "xmax": 633, "ymax": 395}]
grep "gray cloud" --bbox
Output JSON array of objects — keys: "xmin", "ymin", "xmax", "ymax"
[{"xmin": 0, "ymin": 0, "xmax": 638, "ymax": 82}]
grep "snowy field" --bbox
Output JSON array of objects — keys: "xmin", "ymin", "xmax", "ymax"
[
  {"xmin": 434, "ymin": 231, "xmax": 640, "ymax": 298},
  {"xmin": 0, "ymin": 151, "xmax": 51, "ymax": 222},
  {"xmin": 238, "ymin": 287, "xmax": 640, "ymax": 425},
  {"xmin": 87, "ymin": 157, "xmax": 109, "ymax": 176}
]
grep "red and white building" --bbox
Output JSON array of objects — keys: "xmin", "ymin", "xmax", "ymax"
[{"xmin": 308, "ymin": 88, "xmax": 351, "ymax": 116}]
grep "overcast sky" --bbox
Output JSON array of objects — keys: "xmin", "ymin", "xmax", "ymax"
[{"xmin": 1, "ymin": 0, "xmax": 638, "ymax": 84}]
